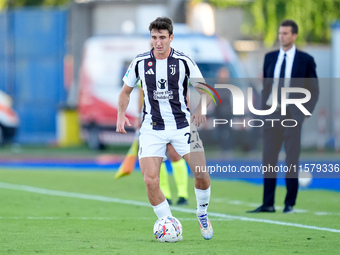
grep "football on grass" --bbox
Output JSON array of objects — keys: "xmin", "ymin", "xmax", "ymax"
[{"xmin": 153, "ymin": 216, "xmax": 183, "ymax": 242}]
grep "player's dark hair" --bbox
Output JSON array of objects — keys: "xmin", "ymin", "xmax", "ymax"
[
  {"xmin": 280, "ymin": 19, "xmax": 298, "ymax": 34},
  {"xmin": 149, "ymin": 17, "xmax": 173, "ymax": 36}
]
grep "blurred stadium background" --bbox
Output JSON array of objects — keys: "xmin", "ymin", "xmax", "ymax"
[
  {"xmin": 0, "ymin": 0, "xmax": 340, "ymax": 253},
  {"xmin": 0, "ymin": 0, "xmax": 340, "ymax": 148},
  {"xmin": 1, "ymin": 0, "xmax": 339, "ymax": 184},
  {"xmin": 0, "ymin": 1, "xmax": 339, "ymax": 197}
]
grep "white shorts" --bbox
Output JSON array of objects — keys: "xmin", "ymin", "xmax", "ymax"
[{"xmin": 138, "ymin": 124, "xmax": 204, "ymax": 161}]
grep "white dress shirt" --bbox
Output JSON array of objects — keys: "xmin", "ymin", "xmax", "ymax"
[{"xmin": 267, "ymin": 45, "xmax": 296, "ymax": 106}]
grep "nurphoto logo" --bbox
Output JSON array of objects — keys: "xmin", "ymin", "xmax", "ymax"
[{"xmin": 200, "ymin": 83, "xmax": 312, "ymax": 128}]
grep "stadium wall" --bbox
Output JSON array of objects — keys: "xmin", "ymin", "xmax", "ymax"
[{"xmin": 0, "ymin": 8, "xmax": 68, "ymax": 144}]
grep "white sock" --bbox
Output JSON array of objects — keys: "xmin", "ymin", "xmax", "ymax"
[
  {"xmin": 195, "ymin": 186, "xmax": 211, "ymax": 215},
  {"xmin": 152, "ymin": 199, "xmax": 172, "ymax": 218}
]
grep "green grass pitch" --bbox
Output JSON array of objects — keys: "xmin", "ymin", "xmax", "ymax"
[{"xmin": 0, "ymin": 168, "xmax": 339, "ymax": 254}]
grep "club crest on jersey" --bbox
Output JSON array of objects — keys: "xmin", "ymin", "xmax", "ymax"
[
  {"xmin": 148, "ymin": 61, "xmax": 153, "ymax": 67},
  {"xmin": 157, "ymin": 79, "xmax": 167, "ymax": 89},
  {"xmin": 169, "ymin": 64, "xmax": 176, "ymax": 75}
]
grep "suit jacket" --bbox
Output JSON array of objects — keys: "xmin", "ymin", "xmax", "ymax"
[{"xmin": 261, "ymin": 49, "xmax": 319, "ymax": 123}]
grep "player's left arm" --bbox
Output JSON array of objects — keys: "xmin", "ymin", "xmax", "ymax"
[
  {"xmin": 191, "ymin": 82, "xmax": 213, "ymax": 127},
  {"xmin": 186, "ymin": 57, "xmax": 213, "ymax": 127}
]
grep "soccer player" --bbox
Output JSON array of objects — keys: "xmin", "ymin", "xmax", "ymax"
[
  {"xmin": 136, "ymin": 84, "xmax": 189, "ymax": 206},
  {"xmin": 116, "ymin": 17, "xmax": 213, "ymax": 240}
]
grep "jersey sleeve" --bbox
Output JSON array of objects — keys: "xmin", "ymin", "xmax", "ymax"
[
  {"xmin": 123, "ymin": 57, "xmax": 139, "ymax": 87},
  {"xmin": 187, "ymin": 57, "xmax": 204, "ymax": 87}
]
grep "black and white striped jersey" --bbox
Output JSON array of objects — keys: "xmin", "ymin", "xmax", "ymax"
[{"xmin": 123, "ymin": 48, "xmax": 204, "ymax": 130}]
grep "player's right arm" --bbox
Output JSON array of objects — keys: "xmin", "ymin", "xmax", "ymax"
[
  {"xmin": 116, "ymin": 83, "xmax": 134, "ymax": 134},
  {"xmin": 117, "ymin": 54, "xmax": 140, "ymax": 133}
]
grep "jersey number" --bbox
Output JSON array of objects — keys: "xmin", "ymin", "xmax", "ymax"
[{"xmin": 184, "ymin": 131, "xmax": 199, "ymax": 144}]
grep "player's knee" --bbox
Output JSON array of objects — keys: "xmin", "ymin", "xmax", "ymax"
[
  {"xmin": 195, "ymin": 177, "xmax": 210, "ymax": 189},
  {"xmin": 144, "ymin": 175, "xmax": 159, "ymax": 190},
  {"xmin": 194, "ymin": 171, "xmax": 210, "ymax": 179}
]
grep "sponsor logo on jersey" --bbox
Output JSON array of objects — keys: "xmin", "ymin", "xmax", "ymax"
[
  {"xmin": 157, "ymin": 79, "xmax": 167, "ymax": 89},
  {"xmin": 145, "ymin": 68, "xmax": 155, "ymax": 75}
]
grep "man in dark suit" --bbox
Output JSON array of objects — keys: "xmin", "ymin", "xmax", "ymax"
[{"xmin": 247, "ymin": 20, "xmax": 319, "ymax": 214}]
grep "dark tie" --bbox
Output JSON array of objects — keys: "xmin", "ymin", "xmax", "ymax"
[{"xmin": 278, "ymin": 53, "xmax": 286, "ymax": 104}]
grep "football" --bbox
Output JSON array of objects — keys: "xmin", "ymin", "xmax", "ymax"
[
  {"xmin": 298, "ymin": 169, "xmax": 313, "ymax": 188},
  {"xmin": 153, "ymin": 216, "xmax": 183, "ymax": 242}
]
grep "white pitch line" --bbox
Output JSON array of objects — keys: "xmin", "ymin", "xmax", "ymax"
[{"xmin": 1, "ymin": 182, "xmax": 339, "ymax": 233}]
